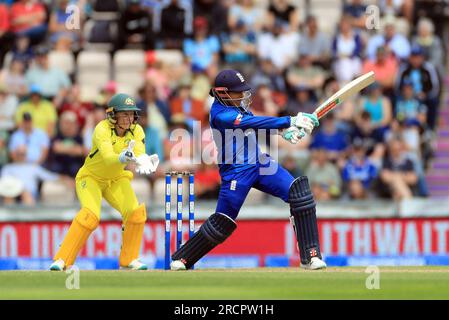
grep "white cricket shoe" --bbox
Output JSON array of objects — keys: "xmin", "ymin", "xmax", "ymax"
[
  {"xmin": 49, "ymin": 259, "xmax": 66, "ymax": 271},
  {"xmin": 120, "ymin": 259, "xmax": 148, "ymax": 270},
  {"xmin": 300, "ymin": 257, "xmax": 327, "ymax": 270},
  {"xmin": 170, "ymin": 260, "xmax": 187, "ymax": 271}
]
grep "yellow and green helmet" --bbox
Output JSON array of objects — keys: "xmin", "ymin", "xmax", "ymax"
[{"xmin": 106, "ymin": 93, "xmax": 140, "ymax": 126}]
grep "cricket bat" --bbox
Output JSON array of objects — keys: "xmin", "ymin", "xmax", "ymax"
[{"xmin": 313, "ymin": 71, "xmax": 376, "ymax": 119}]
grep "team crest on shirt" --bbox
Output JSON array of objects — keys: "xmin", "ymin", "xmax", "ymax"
[
  {"xmin": 234, "ymin": 114, "xmax": 243, "ymax": 125},
  {"xmin": 124, "ymin": 98, "xmax": 135, "ymax": 105}
]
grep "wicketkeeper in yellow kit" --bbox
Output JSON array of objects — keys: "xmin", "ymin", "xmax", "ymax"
[{"xmin": 49, "ymin": 93, "xmax": 159, "ymax": 271}]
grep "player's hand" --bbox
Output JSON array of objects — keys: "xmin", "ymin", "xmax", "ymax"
[
  {"xmin": 290, "ymin": 112, "xmax": 319, "ymax": 135},
  {"xmin": 135, "ymin": 154, "xmax": 160, "ymax": 175},
  {"xmin": 119, "ymin": 140, "xmax": 137, "ymax": 164},
  {"xmin": 281, "ymin": 126, "xmax": 305, "ymax": 144}
]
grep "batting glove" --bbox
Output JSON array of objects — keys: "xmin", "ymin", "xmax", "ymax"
[
  {"xmin": 135, "ymin": 154, "xmax": 160, "ymax": 175},
  {"xmin": 119, "ymin": 140, "xmax": 137, "ymax": 164},
  {"xmin": 281, "ymin": 126, "xmax": 305, "ymax": 144},
  {"xmin": 290, "ymin": 112, "xmax": 319, "ymax": 135}
]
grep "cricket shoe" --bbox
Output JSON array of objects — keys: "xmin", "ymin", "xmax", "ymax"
[
  {"xmin": 170, "ymin": 260, "xmax": 187, "ymax": 271},
  {"xmin": 300, "ymin": 257, "xmax": 327, "ymax": 270},
  {"xmin": 49, "ymin": 259, "xmax": 66, "ymax": 271},
  {"xmin": 120, "ymin": 259, "xmax": 148, "ymax": 270}
]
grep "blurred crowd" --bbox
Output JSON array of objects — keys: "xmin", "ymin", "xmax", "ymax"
[{"xmin": 0, "ymin": 0, "xmax": 447, "ymax": 206}]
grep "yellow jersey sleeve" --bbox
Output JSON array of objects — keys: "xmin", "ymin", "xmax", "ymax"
[{"xmin": 132, "ymin": 124, "xmax": 146, "ymax": 157}]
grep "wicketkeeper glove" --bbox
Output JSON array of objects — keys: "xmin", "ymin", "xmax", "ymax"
[
  {"xmin": 119, "ymin": 140, "xmax": 137, "ymax": 164},
  {"xmin": 290, "ymin": 112, "xmax": 319, "ymax": 135},
  {"xmin": 135, "ymin": 154, "xmax": 160, "ymax": 175}
]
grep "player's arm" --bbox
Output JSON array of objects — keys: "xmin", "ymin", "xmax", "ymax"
[{"xmin": 214, "ymin": 111, "xmax": 291, "ymax": 131}]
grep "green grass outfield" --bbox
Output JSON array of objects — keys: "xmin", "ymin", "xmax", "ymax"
[{"xmin": 1, "ymin": 267, "xmax": 449, "ymax": 299}]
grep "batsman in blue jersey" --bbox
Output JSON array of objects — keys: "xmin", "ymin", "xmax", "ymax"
[{"xmin": 171, "ymin": 70, "xmax": 327, "ymax": 270}]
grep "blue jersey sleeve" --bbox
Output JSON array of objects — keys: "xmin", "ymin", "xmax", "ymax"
[{"xmin": 214, "ymin": 110, "xmax": 291, "ymax": 130}]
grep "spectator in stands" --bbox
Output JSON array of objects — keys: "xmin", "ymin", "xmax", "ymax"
[
  {"xmin": 183, "ymin": 16, "xmax": 220, "ymax": 76},
  {"xmin": 47, "ymin": 111, "xmax": 85, "ymax": 177},
  {"xmin": 250, "ymin": 59, "xmax": 286, "ymax": 92},
  {"xmin": 299, "ymin": 15, "xmax": 331, "ymax": 68},
  {"xmin": 137, "ymin": 81, "xmax": 170, "ymax": 139},
  {"xmin": 194, "ymin": 0, "xmax": 229, "ymax": 35},
  {"xmin": 221, "ymin": 19, "xmax": 257, "ymax": 77},
  {"xmin": 366, "ymin": 15, "xmax": 410, "ymax": 61},
  {"xmin": 310, "ymin": 113, "xmax": 348, "ymax": 163},
  {"xmin": 9, "ymin": 112, "xmax": 49, "ymax": 165},
  {"xmin": 251, "ymin": 82, "xmax": 280, "ymax": 117},
  {"xmin": 0, "ymin": 58, "xmax": 28, "ymax": 97},
  {"xmin": 0, "ymin": 129, "xmax": 7, "ymax": 169},
  {"xmin": 190, "ymin": 67, "xmax": 212, "ymax": 102},
  {"xmin": 137, "ymin": 107, "xmax": 164, "ymax": 162},
  {"xmin": 412, "ymin": 18, "xmax": 445, "ymax": 77},
  {"xmin": 281, "ymin": 154, "xmax": 302, "ymax": 178},
  {"xmin": 1, "ymin": 144, "xmax": 71, "ymax": 206},
  {"xmin": 49, "ymin": 0, "xmax": 82, "ymax": 51},
  {"xmin": 10, "ymin": 36, "xmax": 33, "ymax": 67},
  {"xmin": 286, "ymin": 53, "xmax": 326, "ymax": 92},
  {"xmin": 257, "ymin": 18, "xmax": 300, "ymax": 71},
  {"xmin": 384, "ymin": 119, "xmax": 428, "ymax": 197},
  {"xmin": 322, "ymin": 76, "xmax": 356, "ymax": 135},
  {"xmin": 342, "ymin": 140, "xmax": 378, "ymax": 199},
  {"xmin": 228, "ymin": 0, "xmax": 265, "ymax": 33},
  {"xmin": 155, "ymin": 0, "xmax": 193, "ymax": 49},
  {"xmin": 342, "ymin": 0, "xmax": 367, "ymax": 29},
  {"xmin": 10, "ymin": 0, "xmax": 47, "ymax": 44},
  {"xmin": 379, "ymin": 138, "xmax": 418, "ymax": 200},
  {"xmin": 15, "ymin": 84, "xmax": 57, "ymax": 137},
  {"xmin": 82, "ymin": 103, "xmax": 106, "ymax": 151},
  {"xmin": 362, "ymin": 45, "xmax": 399, "ymax": 98},
  {"xmin": 169, "ymin": 78, "xmax": 206, "ymax": 129},
  {"xmin": 396, "ymin": 45, "xmax": 440, "ymax": 130},
  {"xmin": 118, "ymin": 0, "xmax": 155, "ymax": 50},
  {"xmin": 0, "ymin": 3, "xmax": 13, "ymax": 68},
  {"xmin": 305, "ymin": 148, "xmax": 342, "ymax": 200},
  {"xmin": 266, "ymin": 0, "xmax": 300, "ymax": 32},
  {"xmin": 145, "ymin": 54, "xmax": 172, "ymax": 101},
  {"xmin": 395, "ymin": 80, "xmax": 427, "ymax": 129},
  {"xmin": 284, "ymin": 85, "xmax": 316, "ymax": 116},
  {"xmin": 351, "ymin": 111, "xmax": 386, "ymax": 168},
  {"xmin": 25, "ymin": 46, "xmax": 71, "ymax": 108},
  {"xmin": 0, "ymin": 84, "xmax": 19, "ymax": 132},
  {"xmin": 332, "ymin": 15, "xmax": 363, "ymax": 84},
  {"xmin": 378, "ymin": 0, "xmax": 414, "ymax": 23},
  {"xmin": 355, "ymin": 82, "xmax": 392, "ymax": 138},
  {"xmin": 59, "ymin": 85, "xmax": 93, "ymax": 130}
]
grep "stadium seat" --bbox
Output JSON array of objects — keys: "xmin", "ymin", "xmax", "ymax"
[
  {"xmin": 41, "ymin": 180, "xmax": 76, "ymax": 204},
  {"xmin": 309, "ymin": 0, "xmax": 342, "ymax": 35},
  {"xmin": 48, "ymin": 50, "xmax": 75, "ymax": 75},
  {"xmin": 113, "ymin": 50, "xmax": 146, "ymax": 95},
  {"xmin": 154, "ymin": 49, "xmax": 184, "ymax": 67},
  {"xmin": 77, "ymin": 51, "xmax": 111, "ymax": 101}
]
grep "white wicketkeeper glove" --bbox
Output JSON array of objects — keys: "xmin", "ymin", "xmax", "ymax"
[
  {"xmin": 119, "ymin": 140, "xmax": 137, "ymax": 164},
  {"xmin": 135, "ymin": 153, "xmax": 160, "ymax": 175},
  {"xmin": 280, "ymin": 126, "xmax": 305, "ymax": 144},
  {"xmin": 290, "ymin": 112, "xmax": 319, "ymax": 135}
]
